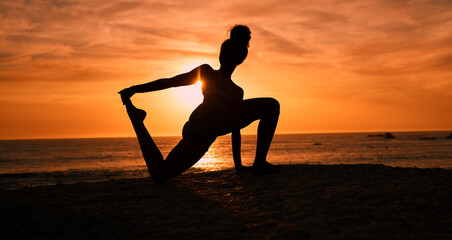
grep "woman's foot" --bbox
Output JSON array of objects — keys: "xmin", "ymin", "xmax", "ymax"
[
  {"xmin": 125, "ymin": 104, "xmax": 147, "ymax": 122},
  {"xmin": 119, "ymin": 92, "xmax": 146, "ymax": 122},
  {"xmin": 252, "ymin": 161, "xmax": 281, "ymax": 174}
]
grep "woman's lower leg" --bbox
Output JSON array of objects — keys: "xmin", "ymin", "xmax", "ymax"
[
  {"xmin": 215, "ymin": 98, "xmax": 280, "ymax": 167},
  {"xmin": 253, "ymin": 99, "xmax": 280, "ymax": 166},
  {"xmin": 123, "ymin": 100, "xmax": 165, "ymax": 178}
]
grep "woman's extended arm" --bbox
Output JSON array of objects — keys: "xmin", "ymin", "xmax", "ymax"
[
  {"xmin": 119, "ymin": 64, "xmax": 209, "ymax": 103},
  {"xmin": 232, "ymin": 86, "xmax": 250, "ymax": 171}
]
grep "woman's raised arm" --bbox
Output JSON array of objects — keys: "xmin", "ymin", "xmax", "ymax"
[{"xmin": 119, "ymin": 64, "xmax": 211, "ymax": 103}]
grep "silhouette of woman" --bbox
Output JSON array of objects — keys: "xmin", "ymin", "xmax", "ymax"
[{"xmin": 119, "ymin": 25, "xmax": 280, "ymax": 183}]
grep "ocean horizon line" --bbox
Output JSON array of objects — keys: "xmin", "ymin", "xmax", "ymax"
[{"xmin": 1, "ymin": 130, "xmax": 451, "ymax": 141}]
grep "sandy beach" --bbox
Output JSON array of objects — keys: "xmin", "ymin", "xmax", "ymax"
[{"xmin": 1, "ymin": 164, "xmax": 450, "ymax": 239}]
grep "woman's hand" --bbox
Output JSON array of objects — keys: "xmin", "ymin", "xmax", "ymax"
[{"xmin": 118, "ymin": 87, "xmax": 135, "ymax": 105}]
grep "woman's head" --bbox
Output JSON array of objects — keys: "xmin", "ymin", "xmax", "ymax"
[{"xmin": 219, "ymin": 25, "xmax": 251, "ymax": 66}]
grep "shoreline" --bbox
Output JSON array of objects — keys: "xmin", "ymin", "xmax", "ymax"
[
  {"xmin": 2, "ymin": 163, "xmax": 451, "ymax": 191},
  {"xmin": 1, "ymin": 164, "xmax": 451, "ymax": 239}
]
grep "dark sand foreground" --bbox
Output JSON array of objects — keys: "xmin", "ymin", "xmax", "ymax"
[{"xmin": 1, "ymin": 164, "xmax": 451, "ymax": 240}]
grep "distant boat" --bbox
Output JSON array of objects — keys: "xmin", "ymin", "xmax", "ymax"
[
  {"xmin": 384, "ymin": 133, "xmax": 395, "ymax": 139},
  {"xmin": 367, "ymin": 134, "xmax": 385, "ymax": 137},
  {"xmin": 446, "ymin": 133, "xmax": 452, "ymax": 139}
]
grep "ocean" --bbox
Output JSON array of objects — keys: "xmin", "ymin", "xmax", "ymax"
[{"xmin": 1, "ymin": 132, "xmax": 451, "ymax": 190}]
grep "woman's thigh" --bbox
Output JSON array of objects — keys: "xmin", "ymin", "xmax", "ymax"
[
  {"xmin": 154, "ymin": 138, "xmax": 212, "ymax": 182},
  {"xmin": 214, "ymin": 98, "xmax": 279, "ymax": 136}
]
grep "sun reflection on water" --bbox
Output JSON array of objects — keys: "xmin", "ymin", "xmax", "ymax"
[
  {"xmin": 193, "ymin": 145, "xmax": 225, "ymax": 171},
  {"xmin": 193, "ymin": 156, "xmax": 218, "ymax": 170}
]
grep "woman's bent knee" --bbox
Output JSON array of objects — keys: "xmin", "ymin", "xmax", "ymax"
[
  {"xmin": 265, "ymin": 98, "xmax": 280, "ymax": 116},
  {"xmin": 151, "ymin": 175, "xmax": 168, "ymax": 184},
  {"xmin": 148, "ymin": 138, "xmax": 209, "ymax": 183}
]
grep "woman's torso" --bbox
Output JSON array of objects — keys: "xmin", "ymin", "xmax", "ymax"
[
  {"xmin": 200, "ymin": 68, "xmax": 243, "ymax": 105},
  {"xmin": 183, "ymin": 65, "xmax": 244, "ymax": 141}
]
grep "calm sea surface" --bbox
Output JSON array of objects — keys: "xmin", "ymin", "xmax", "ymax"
[{"xmin": 1, "ymin": 132, "xmax": 451, "ymax": 190}]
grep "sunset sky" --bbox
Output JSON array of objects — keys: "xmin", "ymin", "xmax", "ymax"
[{"xmin": 1, "ymin": 0, "xmax": 452, "ymax": 139}]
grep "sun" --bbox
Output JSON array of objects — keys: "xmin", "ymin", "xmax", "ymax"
[
  {"xmin": 172, "ymin": 80, "xmax": 203, "ymax": 109},
  {"xmin": 170, "ymin": 61, "xmax": 208, "ymax": 109}
]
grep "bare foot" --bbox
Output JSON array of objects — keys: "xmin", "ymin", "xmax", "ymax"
[
  {"xmin": 126, "ymin": 105, "xmax": 147, "ymax": 122},
  {"xmin": 119, "ymin": 91, "xmax": 146, "ymax": 122},
  {"xmin": 252, "ymin": 161, "xmax": 281, "ymax": 174}
]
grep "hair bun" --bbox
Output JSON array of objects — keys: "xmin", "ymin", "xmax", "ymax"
[{"xmin": 229, "ymin": 25, "xmax": 251, "ymax": 46}]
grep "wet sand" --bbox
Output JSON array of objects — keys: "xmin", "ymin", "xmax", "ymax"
[{"xmin": 1, "ymin": 164, "xmax": 451, "ymax": 239}]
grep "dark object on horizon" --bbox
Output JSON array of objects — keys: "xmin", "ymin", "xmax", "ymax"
[
  {"xmin": 419, "ymin": 137, "xmax": 437, "ymax": 140},
  {"xmin": 367, "ymin": 134, "xmax": 385, "ymax": 137},
  {"xmin": 313, "ymin": 143, "xmax": 322, "ymax": 145},
  {"xmin": 446, "ymin": 133, "xmax": 452, "ymax": 139},
  {"xmin": 384, "ymin": 132, "xmax": 395, "ymax": 139}
]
